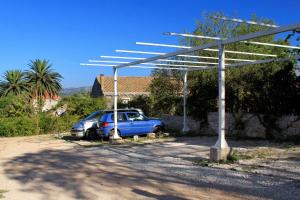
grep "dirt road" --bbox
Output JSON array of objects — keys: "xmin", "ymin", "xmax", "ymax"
[{"xmin": 0, "ymin": 135, "xmax": 299, "ymax": 200}]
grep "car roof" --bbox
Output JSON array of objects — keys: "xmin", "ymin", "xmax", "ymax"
[
  {"xmin": 103, "ymin": 108, "xmax": 142, "ymax": 113},
  {"xmin": 104, "ymin": 110, "xmax": 140, "ymax": 114}
]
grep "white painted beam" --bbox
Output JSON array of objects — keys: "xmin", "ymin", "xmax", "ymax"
[
  {"xmin": 99, "ymin": 56, "xmax": 219, "ymax": 65},
  {"xmin": 115, "ymin": 50, "xmax": 257, "ymax": 62},
  {"xmin": 80, "ymin": 63, "xmax": 211, "ymax": 70},
  {"xmin": 135, "ymin": 42, "xmax": 277, "ymax": 57},
  {"xmin": 116, "ymin": 22, "xmax": 300, "ymax": 68},
  {"xmin": 165, "ymin": 32, "xmax": 300, "ymax": 50},
  {"xmin": 88, "ymin": 60, "xmax": 216, "ymax": 68},
  {"xmin": 212, "ymin": 16, "xmax": 279, "ymax": 28}
]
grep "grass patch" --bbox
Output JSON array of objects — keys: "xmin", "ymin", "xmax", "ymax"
[
  {"xmin": 227, "ymin": 150, "xmax": 254, "ymax": 163},
  {"xmin": 193, "ymin": 159, "xmax": 213, "ymax": 167}
]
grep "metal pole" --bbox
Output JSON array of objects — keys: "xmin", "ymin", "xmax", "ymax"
[
  {"xmin": 182, "ymin": 69, "xmax": 190, "ymax": 133},
  {"xmin": 216, "ymin": 44, "xmax": 228, "ymax": 148},
  {"xmin": 210, "ymin": 44, "xmax": 229, "ymax": 161},
  {"xmin": 112, "ymin": 67, "xmax": 121, "ymax": 139}
]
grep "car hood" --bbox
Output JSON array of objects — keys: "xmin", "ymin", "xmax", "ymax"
[{"xmin": 72, "ymin": 120, "xmax": 84, "ymax": 129}]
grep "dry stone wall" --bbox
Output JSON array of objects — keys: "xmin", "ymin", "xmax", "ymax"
[{"xmin": 162, "ymin": 113, "xmax": 300, "ymax": 139}]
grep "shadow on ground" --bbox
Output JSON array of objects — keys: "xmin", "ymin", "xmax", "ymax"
[{"xmin": 3, "ymin": 138, "xmax": 300, "ymax": 200}]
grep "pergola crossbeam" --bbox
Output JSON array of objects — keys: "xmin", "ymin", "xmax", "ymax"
[
  {"xmin": 136, "ymin": 42, "xmax": 277, "ymax": 57},
  {"xmin": 212, "ymin": 16, "xmax": 279, "ymax": 28},
  {"xmin": 165, "ymin": 32, "xmax": 300, "ymax": 50},
  {"xmin": 99, "ymin": 56, "xmax": 220, "ymax": 65},
  {"xmin": 116, "ymin": 22, "xmax": 300, "ymax": 68},
  {"xmin": 115, "ymin": 49, "xmax": 258, "ymax": 62},
  {"xmin": 88, "ymin": 60, "xmax": 216, "ymax": 68}
]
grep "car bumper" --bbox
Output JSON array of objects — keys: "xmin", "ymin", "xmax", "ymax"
[
  {"xmin": 70, "ymin": 129, "xmax": 85, "ymax": 138},
  {"xmin": 97, "ymin": 128, "xmax": 109, "ymax": 137}
]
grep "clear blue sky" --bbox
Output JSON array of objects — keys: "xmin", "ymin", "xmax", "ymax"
[{"xmin": 0, "ymin": 0, "xmax": 299, "ymax": 88}]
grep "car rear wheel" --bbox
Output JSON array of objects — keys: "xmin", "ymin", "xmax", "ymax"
[
  {"xmin": 85, "ymin": 128, "xmax": 100, "ymax": 140},
  {"xmin": 153, "ymin": 125, "xmax": 163, "ymax": 133}
]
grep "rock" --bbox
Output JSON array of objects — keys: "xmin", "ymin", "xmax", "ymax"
[
  {"xmin": 133, "ymin": 135, "xmax": 139, "ymax": 141},
  {"xmin": 147, "ymin": 133, "xmax": 156, "ymax": 139},
  {"xmin": 162, "ymin": 132, "xmax": 170, "ymax": 137},
  {"xmin": 109, "ymin": 138, "xmax": 124, "ymax": 145}
]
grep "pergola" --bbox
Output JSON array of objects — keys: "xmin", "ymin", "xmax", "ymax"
[{"xmin": 81, "ymin": 17, "xmax": 300, "ymax": 161}]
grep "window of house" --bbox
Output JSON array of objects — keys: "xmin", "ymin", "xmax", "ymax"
[{"xmin": 121, "ymin": 98, "xmax": 130, "ymax": 104}]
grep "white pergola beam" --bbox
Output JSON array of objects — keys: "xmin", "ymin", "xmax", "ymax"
[
  {"xmin": 227, "ymin": 55, "xmax": 300, "ymax": 68},
  {"xmin": 88, "ymin": 60, "xmax": 216, "ymax": 68},
  {"xmin": 115, "ymin": 49, "xmax": 257, "ymax": 62},
  {"xmin": 165, "ymin": 32, "xmax": 300, "ymax": 50},
  {"xmin": 80, "ymin": 63, "xmax": 211, "ymax": 70},
  {"xmin": 136, "ymin": 42, "xmax": 277, "ymax": 57},
  {"xmin": 116, "ymin": 22, "xmax": 300, "ymax": 68},
  {"xmin": 98, "ymin": 56, "xmax": 220, "ymax": 65},
  {"xmin": 212, "ymin": 16, "xmax": 279, "ymax": 28}
]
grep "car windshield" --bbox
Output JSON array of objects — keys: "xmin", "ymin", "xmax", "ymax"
[{"xmin": 84, "ymin": 111, "xmax": 103, "ymax": 121}]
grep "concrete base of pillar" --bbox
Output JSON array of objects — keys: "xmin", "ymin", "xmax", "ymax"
[
  {"xmin": 182, "ymin": 127, "xmax": 190, "ymax": 134},
  {"xmin": 109, "ymin": 138, "xmax": 124, "ymax": 144},
  {"xmin": 210, "ymin": 146, "xmax": 230, "ymax": 161}
]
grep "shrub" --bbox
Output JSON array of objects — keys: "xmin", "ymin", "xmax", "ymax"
[
  {"xmin": 0, "ymin": 95, "xmax": 34, "ymax": 117},
  {"xmin": 54, "ymin": 114, "xmax": 80, "ymax": 133},
  {"xmin": 0, "ymin": 116, "xmax": 38, "ymax": 137},
  {"xmin": 38, "ymin": 113, "xmax": 57, "ymax": 134},
  {"xmin": 57, "ymin": 93, "xmax": 107, "ymax": 118}
]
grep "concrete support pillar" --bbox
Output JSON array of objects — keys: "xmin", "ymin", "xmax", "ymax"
[
  {"xmin": 182, "ymin": 69, "xmax": 190, "ymax": 133},
  {"xmin": 210, "ymin": 44, "xmax": 230, "ymax": 161},
  {"xmin": 112, "ymin": 67, "xmax": 121, "ymax": 140}
]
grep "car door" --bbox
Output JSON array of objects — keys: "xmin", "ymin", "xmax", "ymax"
[
  {"xmin": 110, "ymin": 112, "xmax": 131, "ymax": 136},
  {"xmin": 126, "ymin": 112, "xmax": 151, "ymax": 135}
]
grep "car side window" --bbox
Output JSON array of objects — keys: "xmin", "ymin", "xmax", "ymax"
[
  {"xmin": 111, "ymin": 113, "xmax": 127, "ymax": 122},
  {"xmin": 127, "ymin": 112, "xmax": 145, "ymax": 121}
]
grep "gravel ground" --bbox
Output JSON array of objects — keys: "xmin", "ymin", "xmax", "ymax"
[{"xmin": 0, "ymin": 135, "xmax": 299, "ymax": 200}]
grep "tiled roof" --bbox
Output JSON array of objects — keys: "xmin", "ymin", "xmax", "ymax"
[{"xmin": 96, "ymin": 76, "xmax": 153, "ymax": 94}]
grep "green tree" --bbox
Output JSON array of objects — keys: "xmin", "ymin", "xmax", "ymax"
[
  {"xmin": 0, "ymin": 70, "xmax": 28, "ymax": 96},
  {"xmin": 25, "ymin": 59, "xmax": 62, "ymax": 101},
  {"xmin": 57, "ymin": 92, "xmax": 107, "ymax": 118},
  {"xmin": 149, "ymin": 69, "xmax": 182, "ymax": 115},
  {"xmin": 186, "ymin": 13, "xmax": 299, "ymax": 138}
]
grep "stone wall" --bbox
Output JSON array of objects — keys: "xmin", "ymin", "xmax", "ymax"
[{"xmin": 162, "ymin": 113, "xmax": 300, "ymax": 139}]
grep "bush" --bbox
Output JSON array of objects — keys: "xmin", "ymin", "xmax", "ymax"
[
  {"xmin": 57, "ymin": 93, "xmax": 107, "ymax": 118},
  {"xmin": 54, "ymin": 114, "xmax": 80, "ymax": 133},
  {"xmin": 0, "ymin": 95, "xmax": 34, "ymax": 117},
  {"xmin": 38, "ymin": 113, "xmax": 57, "ymax": 134},
  {"xmin": 0, "ymin": 116, "xmax": 38, "ymax": 137},
  {"xmin": 0, "ymin": 113, "xmax": 81, "ymax": 137}
]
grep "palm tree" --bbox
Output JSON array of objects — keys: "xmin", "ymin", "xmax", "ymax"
[
  {"xmin": 25, "ymin": 59, "xmax": 62, "ymax": 100},
  {"xmin": 0, "ymin": 70, "xmax": 28, "ymax": 96}
]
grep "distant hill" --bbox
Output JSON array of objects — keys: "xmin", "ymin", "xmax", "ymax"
[{"xmin": 60, "ymin": 86, "xmax": 91, "ymax": 96}]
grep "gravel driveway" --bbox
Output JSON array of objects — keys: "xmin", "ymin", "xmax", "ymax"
[{"xmin": 0, "ymin": 135, "xmax": 299, "ymax": 200}]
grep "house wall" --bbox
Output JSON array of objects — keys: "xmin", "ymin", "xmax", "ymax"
[
  {"xmin": 90, "ymin": 78, "xmax": 103, "ymax": 98},
  {"xmin": 32, "ymin": 99, "xmax": 60, "ymax": 111}
]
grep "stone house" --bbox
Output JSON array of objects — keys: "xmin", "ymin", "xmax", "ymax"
[
  {"xmin": 90, "ymin": 74, "xmax": 153, "ymax": 106},
  {"xmin": 32, "ymin": 92, "xmax": 61, "ymax": 111}
]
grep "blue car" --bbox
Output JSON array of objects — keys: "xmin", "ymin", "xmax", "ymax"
[{"xmin": 98, "ymin": 111, "xmax": 165, "ymax": 138}]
